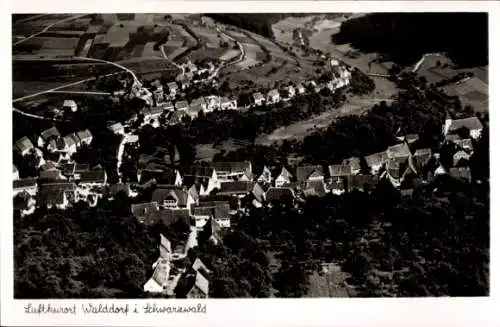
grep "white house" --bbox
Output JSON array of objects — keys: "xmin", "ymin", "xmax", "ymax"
[
  {"xmin": 108, "ymin": 122, "xmax": 125, "ymax": 135},
  {"xmin": 253, "ymin": 92, "xmax": 265, "ymax": 106},
  {"xmin": 175, "ymin": 100, "xmax": 189, "ymax": 112},
  {"xmin": 296, "ymin": 83, "xmax": 306, "ymax": 95},
  {"xmin": 205, "ymin": 95, "xmax": 221, "ymax": 112},
  {"xmin": 220, "ymin": 97, "xmax": 237, "ymax": 110},
  {"xmin": 63, "ymin": 100, "xmax": 78, "ymax": 112},
  {"xmin": 267, "ymin": 89, "xmax": 280, "ymax": 104},
  {"xmin": 76, "ymin": 129, "xmax": 93, "ymax": 146},
  {"xmin": 167, "ymin": 82, "xmax": 179, "ymax": 97},
  {"xmin": 275, "ymin": 167, "xmax": 293, "ymax": 188},
  {"xmin": 15, "ymin": 136, "xmax": 35, "ymax": 156}
]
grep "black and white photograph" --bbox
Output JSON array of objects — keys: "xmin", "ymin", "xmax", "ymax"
[{"xmin": 8, "ymin": 3, "xmax": 492, "ymax": 312}]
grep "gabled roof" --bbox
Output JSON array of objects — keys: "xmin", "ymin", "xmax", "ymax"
[
  {"xmin": 62, "ymin": 134, "xmax": 77, "ymax": 148},
  {"xmin": 192, "ymin": 258, "xmax": 210, "ymax": 276},
  {"xmin": 277, "ymin": 167, "xmax": 293, "ymax": 179},
  {"xmin": 185, "ymin": 166, "xmax": 215, "ymax": 178},
  {"xmin": 40, "ymin": 127, "xmax": 61, "ymax": 141},
  {"xmin": 454, "ymin": 138, "xmax": 474, "ymax": 151},
  {"xmin": 346, "ymin": 175, "xmax": 379, "ymax": 192},
  {"xmin": 386, "ymin": 143, "xmax": 411, "ymax": 159},
  {"xmin": 328, "ymin": 164, "xmax": 351, "ymax": 177},
  {"xmin": 267, "ymin": 89, "xmax": 280, "ymax": 97},
  {"xmin": 152, "ymin": 187, "xmax": 189, "ymax": 206},
  {"xmin": 192, "ymin": 202, "xmax": 230, "ymax": 218},
  {"xmin": 39, "ymin": 169, "xmax": 63, "ymax": 180},
  {"xmin": 41, "ymin": 161, "xmax": 59, "ymax": 171},
  {"xmin": 190, "ymin": 97, "xmax": 207, "ymax": 107},
  {"xmin": 448, "ymin": 117, "xmax": 483, "ymax": 131},
  {"xmin": 175, "ymin": 100, "xmax": 189, "ymax": 110},
  {"xmin": 219, "ymin": 181, "xmax": 254, "ymax": 195},
  {"xmin": 386, "ymin": 158, "xmax": 408, "ymax": 179},
  {"xmin": 364, "ymin": 151, "xmax": 389, "ymax": 168},
  {"xmin": 253, "ymin": 92, "xmax": 264, "ymax": 101},
  {"xmin": 449, "ymin": 167, "xmax": 472, "ymax": 181},
  {"xmin": 167, "ymin": 81, "xmax": 178, "ymax": 89},
  {"xmin": 13, "ymin": 178, "xmax": 37, "ymax": 189},
  {"xmin": 148, "ymin": 209, "xmax": 190, "ymax": 226},
  {"xmin": 296, "ymin": 165, "xmax": 324, "ymax": 182},
  {"xmin": 76, "ymin": 129, "xmax": 93, "ymax": 141},
  {"xmin": 160, "ymin": 233, "xmax": 172, "ymax": 254},
  {"xmin": 80, "ymin": 170, "xmax": 106, "ymax": 184},
  {"xmin": 328, "ymin": 176, "xmax": 346, "ymax": 191},
  {"xmin": 63, "ymin": 99, "xmax": 77, "ymax": 108},
  {"xmin": 341, "ymin": 157, "xmax": 361, "ymax": 173},
  {"xmin": 212, "ymin": 161, "xmax": 251, "ymax": 174},
  {"xmin": 251, "ymin": 182, "xmax": 266, "ymax": 201},
  {"xmin": 15, "ymin": 136, "xmax": 35, "ymax": 153},
  {"xmin": 142, "ymin": 106, "xmax": 164, "ymax": 116},
  {"xmin": 265, "ymin": 187, "xmax": 294, "ymax": 202},
  {"xmin": 108, "ymin": 122, "xmax": 124, "ymax": 131},
  {"xmin": 304, "ymin": 180, "xmax": 327, "ymax": 197},
  {"xmin": 131, "ymin": 202, "xmax": 159, "ymax": 218},
  {"xmin": 139, "ymin": 168, "xmax": 179, "ymax": 184}
]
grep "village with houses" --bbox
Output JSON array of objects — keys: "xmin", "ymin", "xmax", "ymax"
[{"xmin": 12, "ymin": 13, "xmax": 489, "ymax": 299}]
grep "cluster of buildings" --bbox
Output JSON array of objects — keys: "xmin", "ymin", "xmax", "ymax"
[
  {"xmin": 251, "ymin": 62, "xmax": 351, "ymax": 107},
  {"xmin": 143, "ymin": 234, "xmax": 210, "ymax": 298}
]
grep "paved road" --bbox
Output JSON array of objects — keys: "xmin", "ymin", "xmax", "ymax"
[
  {"xmin": 13, "ymin": 107, "xmax": 61, "ymax": 121},
  {"xmin": 13, "ymin": 14, "xmax": 88, "ymax": 46},
  {"xmin": 48, "ymin": 91, "xmax": 112, "ymax": 95}
]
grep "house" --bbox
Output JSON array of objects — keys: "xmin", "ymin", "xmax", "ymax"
[
  {"xmin": 152, "ymin": 187, "xmax": 195, "ymax": 210},
  {"xmin": 13, "ymin": 166, "xmax": 19, "ymax": 180},
  {"xmin": 190, "ymin": 97, "xmax": 207, "ymax": 114},
  {"xmin": 192, "ymin": 201, "xmax": 231, "ymax": 229},
  {"xmin": 201, "ymin": 217, "xmax": 222, "ymax": 246},
  {"xmin": 408, "ymin": 148, "xmax": 432, "ymax": 175},
  {"xmin": 212, "ymin": 161, "xmax": 252, "ymax": 182},
  {"xmin": 38, "ymin": 127, "xmax": 61, "ymax": 147},
  {"xmin": 252, "ymin": 92, "xmax": 265, "ymax": 106},
  {"xmin": 265, "ymin": 187, "xmax": 295, "ymax": 203},
  {"xmin": 342, "ymin": 157, "xmax": 362, "ymax": 175},
  {"xmin": 76, "ymin": 129, "xmax": 93, "ymax": 146},
  {"xmin": 364, "ymin": 151, "xmax": 389, "ymax": 175},
  {"xmin": 303, "ymin": 180, "xmax": 327, "ymax": 197},
  {"xmin": 183, "ymin": 166, "xmax": 220, "ymax": 195},
  {"xmin": 143, "ymin": 258, "xmax": 171, "ymax": 294},
  {"xmin": 328, "ymin": 176, "xmax": 346, "ymax": 195},
  {"xmin": 107, "ymin": 182, "xmax": 135, "ymax": 198},
  {"xmin": 282, "ymin": 85, "xmax": 296, "ymax": 99},
  {"xmin": 330, "ymin": 58, "xmax": 340, "ymax": 67},
  {"xmin": 453, "ymin": 138, "xmax": 474, "ymax": 152},
  {"xmin": 132, "ymin": 202, "xmax": 160, "ymax": 222},
  {"xmin": 13, "ymin": 178, "xmax": 37, "ymax": 196},
  {"xmin": 205, "ymin": 95, "xmax": 221, "ymax": 111},
  {"xmin": 386, "ymin": 143, "xmax": 411, "ymax": 160},
  {"xmin": 62, "ymin": 99, "xmax": 78, "ymax": 112},
  {"xmin": 385, "ymin": 157, "xmax": 410, "ymax": 188},
  {"xmin": 346, "ymin": 175, "xmax": 379, "ymax": 192},
  {"xmin": 185, "ymin": 271, "xmax": 209, "ymax": 298},
  {"xmin": 39, "ymin": 169, "xmax": 66, "ymax": 181},
  {"xmin": 15, "ymin": 136, "xmax": 35, "ymax": 156},
  {"xmin": 449, "ymin": 167, "xmax": 472, "ymax": 182},
  {"xmin": 147, "ymin": 208, "xmax": 191, "ymax": 227},
  {"xmin": 296, "ymin": 83, "xmax": 306, "ymax": 95},
  {"xmin": 79, "ymin": 170, "xmax": 107, "ymax": 188},
  {"xmin": 218, "ymin": 181, "xmax": 254, "ymax": 197},
  {"xmin": 164, "ymin": 101, "xmax": 175, "ymax": 112},
  {"xmin": 257, "ymin": 166, "xmax": 273, "ymax": 184},
  {"xmin": 175, "ymin": 100, "xmax": 189, "ymax": 112},
  {"xmin": 307, "ymin": 80, "xmax": 320, "ymax": 93},
  {"xmin": 108, "ymin": 122, "xmax": 125, "ymax": 135},
  {"xmin": 275, "ymin": 167, "xmax": 293, "ymax": 188},
  {"xmin": 168, "ymin": 110, "xmax": 186, "ymax": 125},
  {"xmin": 167, "ymin": 82, "xmax": 179, "ymax": 97},
  {"xmin": 249, "ymin": 182, "xmax": 266, "ymax": 207},
  {"xmin": 296, "ymin": 165, "xmax": 325, "ymax": 184},
  {"xmin": 38, "ymin": 182, "xmax": 77, "ymax": 210},
  {"xmin": 444, "ymin": 116, "xmax": 483, "ymax": 140},
  {"xmin": 266, "ymin": 89, "xmax": 280, "ymax": 104},
  {"xmin": 58, "ymin": 135, "xmax": 78, "ymax": 155},
  {"xmin": 220, "ymin": 96, "xmax": 237, "ymax": 110},
  {"xmin": 142, "ymin": 106, "xmax": 164, "ymax": 123},
  {"xmin": 453, "ymin": 150, "xmax": 471, "ymax": 166}
]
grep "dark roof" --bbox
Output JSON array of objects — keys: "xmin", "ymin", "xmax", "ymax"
[
  {"xmin": 147, "ymin": 209, "xmax": 190, "ymax": 226},
  {"xmin": 80, "ymin": 170, "xmax": 106, "ymax": 184},
  {"xmin": 75, "ymin": 164, "xmax": 90, "ymax": 173},
  {"xmin": 296, "ymin": 165, "xmax": 324, "ymax": 182},
  {"xmin": 192, "ymin": 202, "xmax": 230, "ymax": 218},
  {"xmin": 212, "ymin": 161, "xmax": 251, "ymax": 174},
  {"xmin": 184, "ymin": 166, "xmax": 215, "ymax": 178},
  {"xmin": 409, "ymin": 148, "xmax": 432, "ymax": 174},
  {"xmin": 218, "ymin": 181, "xmax": 254, "ymax": 195},
  {"xmin": 142, "ymin": 106, "xmax": 164, "ymax": 117},
  {"xmin": 39, "ymin": 169, "xmax": 63, "ymax": 180},
  {"xmin": 341, "ymin": 157, "xmax": 361, "ymax": 173},
  {"xmin": 107, "ymin": 183, "xmax": 131, "ymax": 196},
  {"xmin": 38, "ymin": 182, "xmax": 76, "ymax": 206},
  {"xmin": 13, "ymin": 178, "xmax": 37, "ymax": 189},
  {"xmin": 328, "ymin": 176, "xmax": 346, "ymax": 191},
  {"xmin": 265, "ymin": 187, "xmax": 294, "ymax": 202},
  {"xmin": 61, "ymin": 163, "xmax": 76, "ymax": 175},
  {"xmin": 346, "ymin": 175, "xmax": 379, "ymax": 192},
  {"xmin": 449, "ymin": 167, "xmax": 472, "ymax": 182},
  {"xmin": 364, "ymin": 151, "xmax": 389, "ymax": 168},
  {"xmin": 40, "ymin": 127, "xmax": 61, "ymax": 141},
  {"xmin": 140, "ymin": 168, "xmax": 178, "ymax": 184},
  {"xmin": 39, "ymin": 182, "xmax": 76, "ymax": 192},
  {"xmin": 304, "ymin": 180, "xmax": 327, "ymax": 197},
  {"xmin": 131, "ymin": 202, "xmax": 159, "ymax": 218}
]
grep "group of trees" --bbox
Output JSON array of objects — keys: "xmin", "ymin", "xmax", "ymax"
[
  {"xmin": 14, "ymin": 193, "xmax": 192, "ymax": 298},
  {"xmin": 333, "ymin": 13, "xmax": 488, "ymax": 67}
]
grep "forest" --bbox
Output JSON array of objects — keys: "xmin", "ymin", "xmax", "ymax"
[{"xmin": 333, "ymin": 13, "xmax": 488, "ymax": 67}]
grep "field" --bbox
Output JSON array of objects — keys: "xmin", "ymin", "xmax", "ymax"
[{"xmin": 195, "ymin": 139, "xmax": 244, "ymax": 162}]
